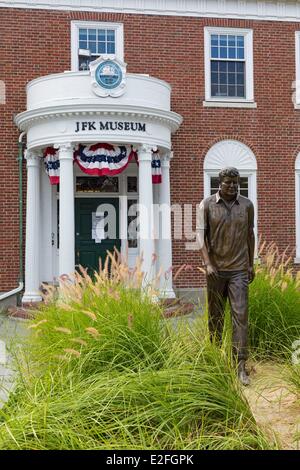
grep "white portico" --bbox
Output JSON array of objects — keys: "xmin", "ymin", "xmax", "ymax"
[{"xmin": 15, "ymin": 60, "xmax": 182, "ymax": 303}]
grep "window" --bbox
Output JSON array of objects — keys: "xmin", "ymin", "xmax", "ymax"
[
  {"xmin": 71, "ymin": 21, "xmax": 124, "ymax": 71},
  {"xmin": 203, "ymin": 140, "xmax": 258, "ymax": 246},
  {"xmin": 76, "ymin": 176, "xmax": 119, "ymax": 193},
  {"xmin": 204, "ymin": 27, "xmax": 254, "ymax": 105}
]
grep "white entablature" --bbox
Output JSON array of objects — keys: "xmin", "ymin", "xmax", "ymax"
[
  {"xmin": 15, "ymin": 72, "xmax": 182, "ymax": 152},
  {"xmin": 2, "ymin": 0, "xmax": 300, "ymax": 22}
]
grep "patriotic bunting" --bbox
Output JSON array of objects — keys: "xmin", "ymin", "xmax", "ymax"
[
  {"xmin": 151, "ymin": 151, "xmax": 162, "ymax": 184},
  {"xmin": 43, "ymin": 147, "xmax": 60, "ymax": 185},
  {"xmin": 43, "ymin": 143, "xmax": 162, "ymax": 185},
  {"xmin": 74, "ymin": 143, "xmax": 136, "ymax": 176}
]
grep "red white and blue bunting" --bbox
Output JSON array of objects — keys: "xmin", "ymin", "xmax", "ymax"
[
  {"xmin": 43, "ymin": 143, "xmax": 162, "ymax": 185},
  {"xmin": 74, "ymin": 143, "xmax": 136, "ymax": 176}
]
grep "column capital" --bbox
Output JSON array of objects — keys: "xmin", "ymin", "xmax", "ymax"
[
  {"xmin": 161, "ymin": 150, "xmax": 173, "ymax": 167},
  {"xmin": 25, "ymin": 149, "xmax": 41, "ymax": 167},
  {"xmin": 54, "ymin": 142, "xmax": 75, "ymax": 159},
  {"xmin": 138, "ymin": 143, "xmax": 153, "ymax": 162}
]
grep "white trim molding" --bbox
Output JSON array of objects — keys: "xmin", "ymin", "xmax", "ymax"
[
  {"xmin": 295, "ymin": 152, "xmax": 300, "ymax": 260},
  {"xmin": 204, "ymin": 26, "xmax": 254, "ymax": 106},
  {"xmin": 71, "ymin": 21, "xmax": 124, "ymax": 71},
  {"xmin": 3, "ymin": 1, "xmax": 300, "ymax": 22},
  {"xmin": 203, "ymin": 100, "xmax": 257, "ymax": 108},
  {"xmin": 294, "ymin": 31, "xmax": 300, "ymax": 108}
]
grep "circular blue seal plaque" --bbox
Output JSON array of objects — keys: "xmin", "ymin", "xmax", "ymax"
[{"xmin": 95, "ymin": 60, "xmax": 123, "ymax": 89}]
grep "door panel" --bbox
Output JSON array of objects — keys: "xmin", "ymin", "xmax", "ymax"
[{"xmin": 75, "ymin": 198, "xmax": 121, "ymax": 275}]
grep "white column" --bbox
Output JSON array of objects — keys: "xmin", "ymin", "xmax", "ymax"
[
  {"xmin": 57, "ymin": 143, "xmax": 75, "ymax": 278},
  {"xmin": 22, "ymin": 150, "xmax": 42, "ymax": 303},
  {"xmin": 157, "ymin": 152, "xmax": 175, "ymax": 298},
  {"xmin": 138, "ymin": 144, "xmax": 155, "ymax": 287}
]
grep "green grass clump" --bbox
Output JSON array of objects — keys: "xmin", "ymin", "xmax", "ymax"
[
  {"xmin": 0, "ymin": 259, "xmax": 271, "ymax": 450},
  {"xmin": 248, "ymin": 243, "xmax": 300, "ymax": 359}
]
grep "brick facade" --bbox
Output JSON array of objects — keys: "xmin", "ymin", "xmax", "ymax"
[{"xmin": 0, "ymin": 6, "xmax": 299, "ymax": 291}]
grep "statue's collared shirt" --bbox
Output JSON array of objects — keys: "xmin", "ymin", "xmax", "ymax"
[{"xmin": 197, "ymin": 191, "xmax": 254, "ymax": 271}]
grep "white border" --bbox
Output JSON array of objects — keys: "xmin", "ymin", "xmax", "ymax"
[
  {"xmin": 295, "ymin": 31, "xmax": 300, "ymax": 107},
  {"xmin": 204, "ymin": 26, "xmax": 254, "ymax": 105},
  {"xmin": 295, "ymin": 152, "xmax": 300, "ymax": 261},
  {"xmin": 71, "ymin": 21, "xmax": 124, "ymax": 71},
  {"xmin": 2, "ymin": 1, "xmax": 300, "ymax": 23}
]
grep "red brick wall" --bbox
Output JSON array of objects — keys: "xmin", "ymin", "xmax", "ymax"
[{"xmin": 0, "ymin": 7, "xmax": 299, "ymax": 290}]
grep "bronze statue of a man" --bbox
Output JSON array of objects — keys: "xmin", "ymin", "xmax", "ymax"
[{"xmin": 196, "ymin": 167, "xmax": 255, "ymax": 386}]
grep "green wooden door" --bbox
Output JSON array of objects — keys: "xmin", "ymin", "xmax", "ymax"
[{"xmin": 75, "ymin": 198, "xmax": 121, "ymax": 275}]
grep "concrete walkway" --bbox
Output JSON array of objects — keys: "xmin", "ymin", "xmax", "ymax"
[{"xmin": 0, "ymin": 314, "xmax": 27, "ymax": 408}]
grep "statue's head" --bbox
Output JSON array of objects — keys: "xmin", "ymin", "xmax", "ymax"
[{"xmin": 218, "ymin": 167, "xmax": 240, "ymax": 200}]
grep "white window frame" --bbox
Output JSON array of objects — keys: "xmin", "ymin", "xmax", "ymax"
[
  {"xmin": 71, "ymin": 21, "xmax": 124, "ymax": 71},
  {"xmin": 295, "ymin": 153, "xmax": 300, "ymax": 261},
  {"xmin": 294, "ymin": 32, "xmax": 300, "ymax": 108},
  {"xmin": 204, "ymin": 27, "xmax": 255, "ymax": 108}
]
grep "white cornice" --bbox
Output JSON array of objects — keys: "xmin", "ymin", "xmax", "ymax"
[
  {"xmin": 2, "ymin": 0, "xmax": 300, "ymax": 22},
  {"xmin": 14, "ymin": 103, "xmax": 183, "ymax": 133}
]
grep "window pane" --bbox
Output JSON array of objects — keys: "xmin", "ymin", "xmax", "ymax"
[
  {"xmin": 98, "ymin": 30, "xmax": 106, "ymax": 41},
  {"xmin": 107, "ymin": 30, "xmax": 115, "ymax": 41},
  {"xmin": 236, "ymin": 62, "xmax": 244, "ymax": 73},
  {"xmin": 90, "ymin": 41, "xmax": 97, "ymax": 54},
  {"xmin": 210, "ymin": 177, "xmax": 219, "ymax": 195},
  {"xmin": 237, "ymin": 48, "xmax": 244, "ymax": 59},
  {"xmin": 79, "ymin": 29, "xmax": 87, "ymax": 40},
  {"xmin": 219, "ymin": 72, "xmax": 227, "ymax": 84},
  {"xmin": 228, "ymin": 35, "xmax": 236, "ymax": 47},
  {"xmin": 228, "ymin": 62, "xmax": 236, "ymax": 73},
  {"xmin": 211, "ymin": 72, "xmax": 218, "ymax": 84},
  {"xmin": 219, "ymin": 84, "xmax": 227, "ymax": 96},
  {"xmin": 220, "ymin": 35, "xmax": 227, "ymax": 46},
  {"xmin": 211, "ymin": 34, "xmax": 219, "ymax": 46},
  {"xmin": 211, "ymin": 84, "xmax": 218, "ymax": 96},
  {"xmin": 237, "ymin": 73, "xmax": 244, "ymax": 84},
  {"xmin": 76, "ymin": 176, "xmax": 119, "ymax": 193},
  {"xmin": 98, "ymin": 42, "xmax": 106, "ymax": 54},
  {"xmin": 211, "ymin": 47, "xmax": 218, "ymax": 58},
  {"xmin": 228, "ymin": 73, "xmax": 235, "ymax": 85},
  {"xmin": 228, "ymin": 85, "xmax": 236, "ymax": 97},
  {"xmin": 88, "ymin": 29, "xmax": 96, "ymax": 40},
  {"xmin": 237, "ymin": 36, "xmax": 244, "ymax": 47},
  {"xmin": 220, "ymin": 47, "xmax": 227, "ymax": 58},
  {"xmin": 219, "ymin": 62, "xmax": 227, "ymax": 72},
  {"xmin": 107, "ymin": 42, "xmax": 115, "ymax": 54},
  {"xmin": 127, "ymin": 176, "xmax": 138, "ymax": 193},
  {"xmin": 79, "ymin": 40, "xmax": 88, "ymax": 50},
  {"xmin": 211, "ymin": 61, "xmax": 218, "ymax": 72},
  {"xmin": 228, "ymin": 47, "xmax": 236, "ymax": 59},
  {"xmin": 236, "ymin": 85, "xmax": 245, "ymax": 97}
]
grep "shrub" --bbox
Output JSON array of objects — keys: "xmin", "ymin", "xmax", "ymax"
[
  {"xmin": 0, "ymin": 257, "xmax": 271, "ymax": 450},
  {"xmin": 248, "ymin": 243, "xmax": 300, "ymax": 359}
]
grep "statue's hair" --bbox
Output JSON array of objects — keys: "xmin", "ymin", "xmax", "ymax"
[{"xmin": 219, "ymin": 167, "xmax": 240, "ymax": 182}]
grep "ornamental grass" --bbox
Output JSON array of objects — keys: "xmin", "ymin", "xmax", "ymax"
[
  {"xmin": 248, "ymin": 242, "xmax": 300, "ymax": 359},
  {"xmin": 0, "ymin": 253, "xmax": 271, "ymax": 450}
]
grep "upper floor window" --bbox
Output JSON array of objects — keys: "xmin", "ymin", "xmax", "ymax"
[
  {"xmin": 71, "ymin": 21, "xmax": 124, "ymax": 71},
  {"xmin": 204, "ymin": 27, "xmax": 254, "ymax": 106}
]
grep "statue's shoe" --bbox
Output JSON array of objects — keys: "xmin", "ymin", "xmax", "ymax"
[{"xmin": 238, "ymin": 361, "xmax": 250, "ymax": 386}]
